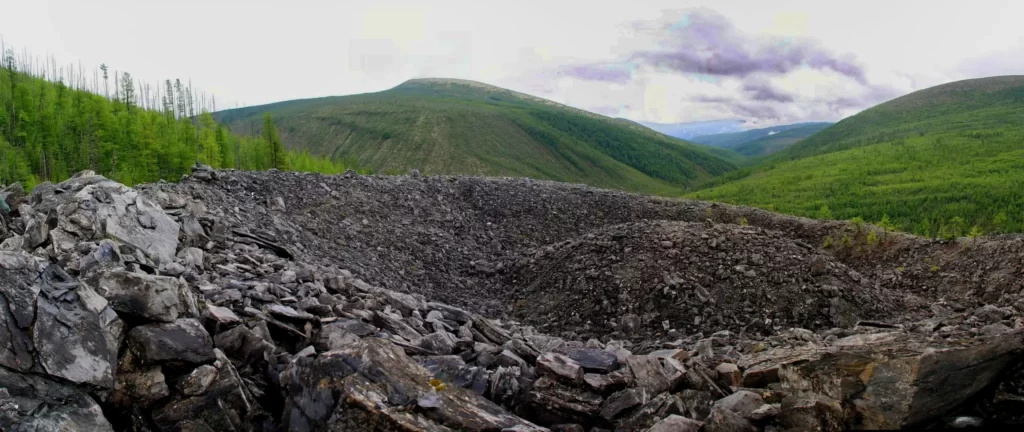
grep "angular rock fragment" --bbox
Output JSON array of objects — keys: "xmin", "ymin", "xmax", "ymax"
[
  {"xmin": 516, "ymin": 376, "xmax": 605, "ymax": 429},
  {"xmin": 599, "ymin": 388, "xmax": 648, "ymax": 420},
  {"xmin": 713, "ymin": 390, "xmax": 766, "ymax": 419},
  {"xmin": 647, "ymin": 415, "xmax": 702, "ymax": 432},
  {"xmin": 34, "ymin": 265, "xmax": 119, "ymax": 388},
  {"xmin": 703, "ymin": 406, "xmax": 757, "ymax": 432},
  {"xmin": 281, "ymin": 338, "xmax": 543, "ymax": 431},
  {"xmin": 566, "ymin": 347, "xmax": 620, "ymax": 373},
  {"xmin": 537, "ymin": 352, "xmax": 585, "ymax": 384},
  {"xmin": 128, "ymin": 318, "xmax": 215, "ymax": 365},
  {"xmin": 90, "ymin": 269, "xmax": 184, "ymax": 322}
]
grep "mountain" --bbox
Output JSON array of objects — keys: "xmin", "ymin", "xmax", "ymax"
[
  {"xmin": 730, "ymin": 123, "xmax": 833, "ymax": 157},
  {"xmin": 690, "ymin": 122, "xmax": 832, "ymax": 152},
  {"xmin": 214, "ymin": 78, "xmax": 737, "ymax": 196},
  {"xmin": 637, "ymin": 119, "xmax": 746, "ymax": 139},
  {"xmin": 691, "ymin": 76, "xmax": 1024, "ymax": 236}
]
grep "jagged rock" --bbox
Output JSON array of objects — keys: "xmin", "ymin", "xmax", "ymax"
[
  {"xmin": 776, "ymin": 331, "xmax": 1024, "ymax": 429},
  {"xmin": 473, "ymin": 316, "xmax": 512, "ymax": 345},
  {"xmin": 268, "ymin": 303, "xmax": 318, "ymax": 321},
  {"xmin": 419, "ymin": 355, "xmax": 490, "ymax": 396},
  {"xmin": 703, "ymin": 407, "xmax": 757, "ymax": 432},
  {"xmin": 516, "ymin": 376, "xmax": 605, "ymax": 429},
  {"xmin": 315, "ymin": 323, "xmax": 362, "ymax": 352},
  {"xmin": 89, "ymin": 269, "xmax": 185, "ymax": 322},
  {"xmin": 112, "ymin": 351, "xmax": 169, "ymax": 408},
  {"xmin": 714, "ymin": 362, "xmax": 741, "ymax": 387},
  {"xmin": 778, "ymin": 395, "xmax": 844, "ymax": 432},
  {"xmin": 151, "ymin": 349, "xmax": 265, "ymax": 430},
  {"xmin": 202, "ymin": 304, "xmax": 240, "ymax": 326},
  {"xmin": 161, "ymin": 262, "xmax": 187, "ymax": 276},
  {"xmin": 79, "ymin": 239, "xmax": 123, "ymax": 275},
  {"xmin": 374, "ymin": 311, "xmax": 423, "ymax": 341},
  {"xmin": 648, "ymin": 349, "xmax": 689, "ymax": 363},
  {"xmin": 427, "ymin": 302, "xmax": 474, "ymax": 323},
  {"xmin": 566, "ymin": 347, "xmax": 620, "ymax": 373},
  {"xmin": 178, "ymin": 247, "xmax": 205, "ymax": 268},
  {"xmin": 489, "ymin": 366, "xmax": 523, "ymax": 407},
  {"xmin": 34, "ymin": 265, "xmax": 119, "ymax": 388},
  {"xmin": 384, "ymin": 289, "xmax": 426, "ymax": 316},
  {"xmin": 416, "ymin": 331, "xmax": 458, "ymax": 355},
  {"xmin": 128, "ymin": 318, "xmax": 215, "ymax": 365},
  {"xmin": 537, "ymin": 352, "xmax": 585, "ymax": 384},
  {"xmin": 180, "ymin": 214, "xmax": 210, "ymax": 248},
  {"xmin": 584, "ymin": 368, "xmax": 634, "ymax": 394},
  {"xmin": 599, "ymin": 388, "xmax": 649, "ymax": 420},
  {"xmin": 179, "ymin": 364, "xmax": 219, "ymax": 396},
  {"xmin": 214, "ymin": 324, "xmax": 275, "ymax": 364},
  {"xmin": 679, "ymin": 390, "xmax": 714, "ymax": 421},
  {"xmin": 616, "ymin": 392, "xmax": 685, "ymax": 431},
  {"xmin": 35, "ymin": 174, "xmax": 179, "ymax": 264},
  {"xmin": 626, "ymin": 355, "xmax": 680, "ymax": 394},
  {"xmin": 0, "ymin": 236, "xmax": 23, "ymax": 251},
  {"xmin": 23, "ymin": 215, "xmax": 49, "ymax": 250},
  {"xmin": 749, "ymin": 403, "xmax": 780, "ymax": 421},
  {"xmin": 281, "ymin": 337, "xmax": 543, "ymax": 431},
  {"xmin": 0, "ymin": 366, "xmax": 114, "ymax": 431},
  {"xmin": 504, "ymin": 337, "xmax": 541, "ymax": 363},
  {"xmin": 646, "ymin": 415, "xmax": 702, "ymax": 432},
  {"xmin": 713, "ymin": 390, "xmax": 765, "ymax": 419}
]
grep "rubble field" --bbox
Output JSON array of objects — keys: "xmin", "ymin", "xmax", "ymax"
[{"xmin": 1, "ymin": 167, "xmax": 1022, "ymax": 431}]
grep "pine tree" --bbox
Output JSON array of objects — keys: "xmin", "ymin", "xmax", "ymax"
[{"xmin": 262, "ymin": 113, "xmax": 288, "ymax": 170}]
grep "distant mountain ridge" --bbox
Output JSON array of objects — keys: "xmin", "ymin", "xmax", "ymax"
[
  {"xmin": 637, "ymin": 119, "xmax": 747, "ymax": 139},
  {"xmin": 690, "ymin": 122, "xmax": 832, "ymax": 150},
  {"xmin": 214, "ymin": 78, "xmax": 738, "ymax": 196}
]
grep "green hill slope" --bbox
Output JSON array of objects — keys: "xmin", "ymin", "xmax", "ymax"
[
  {"xmin": 732, "ymin": 123, "xmax": 832, "ymax": 157},
  {"xmin": 214, "ymin": 78, "xmax": 737, "ymax": 195},
  {"xmin": 691, "ymin": 122, "xmax": 831, "ymax": 150},
  {"xmin": 691, "ymin": 76, "xmax": 1024, "ymax": 236}
]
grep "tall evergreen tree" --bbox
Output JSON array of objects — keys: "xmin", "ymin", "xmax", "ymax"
[{"xmin": 262, "ymin": 113, "xmax": 288, "ymax": 170}]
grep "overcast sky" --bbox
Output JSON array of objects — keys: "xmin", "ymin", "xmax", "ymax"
[{"xmin": 2, "ymin": 0, "xmax": 1022, "ymax": 126}]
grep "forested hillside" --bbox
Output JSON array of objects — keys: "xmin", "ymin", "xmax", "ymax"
[
  {"xmin": 690, "ymin": 122, "xmax": 831, "ymax": 149},
  {"xmin": 691, "ymin": 76, "xmax": 1024, "ymax": 237},
  {"xmin": 215, "ymin": 78, "xmax": 738, "ymax": 196},
  {"xmin": 0, "ymin": 45, "xmax": 355, "ymax": 189}
]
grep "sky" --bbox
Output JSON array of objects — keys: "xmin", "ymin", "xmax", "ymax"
[{"xmin": 1, "ymin": 0, "xmax": 1022, "ymax": 126}]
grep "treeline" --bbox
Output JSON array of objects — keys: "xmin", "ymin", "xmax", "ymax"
[{"xmin": 0, "ymin": 43, "xmax": 361, "ymax": 189}]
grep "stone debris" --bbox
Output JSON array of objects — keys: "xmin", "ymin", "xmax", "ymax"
[{"xmin": 0, "ymin": 169, "xmax": 1019, "ymax": 431}]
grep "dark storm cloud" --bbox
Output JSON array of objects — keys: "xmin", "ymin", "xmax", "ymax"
[{"xmin": 563, "ymin": 8, "xmax": 865, "ymax": 83}]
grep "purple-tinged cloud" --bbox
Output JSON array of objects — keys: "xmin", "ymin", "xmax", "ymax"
[
  {"xmin": 742, "ymin": 80, "xmax": 795, "ymax": 103},
  {"xmin": 560, "ymin": 63, "xmax": 634, "ymax": 84},
  {"xmin": 565, "ymin": 8, "xmax": 865, "ymax": 84}
]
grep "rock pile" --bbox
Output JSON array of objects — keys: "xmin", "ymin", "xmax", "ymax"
[
  {"xmin": 502, "ymin": 220, "xmax": 912, "ymax": 341},
  {"xmin": 0, "ymin": 168, "xmax": 1020, "ymax": 431}
]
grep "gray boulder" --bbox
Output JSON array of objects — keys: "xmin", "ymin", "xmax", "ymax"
[
  {"xmin": 32, "ymin": 174, "xmax": 179, "ymax": 264},
  {"xmin": 128, "ymin": 318, "xmax": 215, "ymax": 365},
  {"xmin": 89, "ymin": 269, "xmax": 185, "ymax": 322},
  {"xmin": 281, "ymin": 337, "xmax": 543, "ymax": 431}
]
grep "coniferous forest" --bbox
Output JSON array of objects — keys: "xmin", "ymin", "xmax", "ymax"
[{"xmin": 0, "ymin": 42, "xmax": 359, "ymax": 189}]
